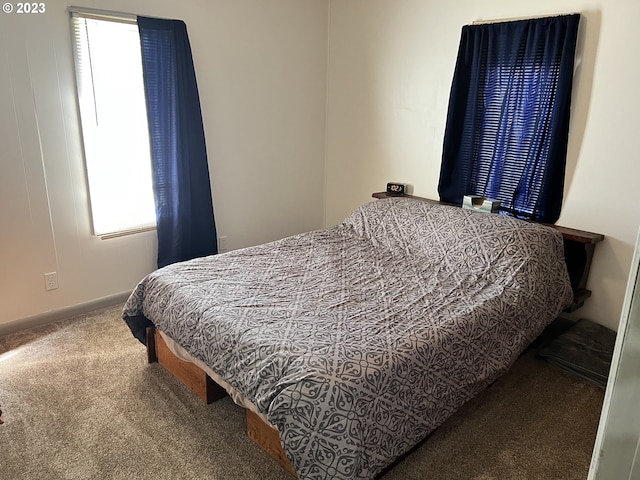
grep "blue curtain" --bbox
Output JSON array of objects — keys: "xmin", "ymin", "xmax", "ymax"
[
  {"xmin": 438, "ymin": 14, "xmax": 580, "ymax": 223},
  {"xmin": 138, "ymin": 17, "xmax": 218, "ymax": 268}
]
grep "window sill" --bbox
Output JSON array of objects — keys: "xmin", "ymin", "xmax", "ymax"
[{"xmin": 99, "ymin": 226, "xmax": 156, "ymax": 240}]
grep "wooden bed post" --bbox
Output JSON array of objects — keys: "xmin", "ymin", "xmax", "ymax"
[
  {"xmin": 147, "ymin": 326, "xmax": 296, "ymax": 475},
  {"xmin": 246, "ymin": 410, "xmax": 297, "ymax": 477},
  {"xmin": 147, "ymin": 326, "xmax": 226, "ymax": 404},
  {"xmin": 146, "ymin": 326, "xmax": 157, "ymax": 363}
]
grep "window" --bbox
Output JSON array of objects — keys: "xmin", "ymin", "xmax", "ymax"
[
  {"xmin": 71, "ymin": 12, "xmax": 156, "ymax": 237},
  {"xmin": 438, "ymin": 14, "xmax": 580, "ymax": 224}
]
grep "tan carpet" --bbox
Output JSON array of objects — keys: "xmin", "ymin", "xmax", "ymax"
[{"xmin": 0, "ymin": 304, "xmax": 604, "ymax": 479}]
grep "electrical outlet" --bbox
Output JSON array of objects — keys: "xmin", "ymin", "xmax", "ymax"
[
  {"xmin": 218, "ymin": 236, "xmax": 229, "ymax": 253},
  {"xmin": 44, "ymin": 272, "xmax": 58, "ymax": 291}
]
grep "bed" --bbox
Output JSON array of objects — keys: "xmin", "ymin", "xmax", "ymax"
[{"xmin": 123, "ymin": 196, "xmax": 576, "ymax": 479}]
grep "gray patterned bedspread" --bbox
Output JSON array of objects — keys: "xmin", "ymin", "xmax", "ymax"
[{"xmin": 123, "ymin": 198, "xmax": 573, "ymax": 479}]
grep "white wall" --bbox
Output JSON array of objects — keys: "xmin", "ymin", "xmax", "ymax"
[
  {"xmin": 325, "ymin": 0, "xmax": 640, "ymax": 331},
  {"xmin": 0, "ymin": 0, "xmax": 328, "ymax": 328}
]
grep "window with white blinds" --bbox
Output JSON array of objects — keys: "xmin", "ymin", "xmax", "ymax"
[{"xmin": 71, "ymin": 12, "xmax": 156, "ymax": 237}]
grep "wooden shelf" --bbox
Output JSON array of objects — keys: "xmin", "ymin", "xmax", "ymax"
[{"xmin": 550, "ymin": 225, "xmax": 604, "ymax": 244}]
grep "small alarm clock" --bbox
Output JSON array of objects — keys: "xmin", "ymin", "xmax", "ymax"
[{"xmin": 386, "ymin": 182, "xmax": 407, "ymax": 196}]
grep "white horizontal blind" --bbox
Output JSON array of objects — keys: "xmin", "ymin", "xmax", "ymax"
[
  {"xmin": 470, "ymin": 55, "xmax": 560, "ymax": 218},
  {"xmin": 71, "ymin": 12, "xmax": 156, "ymax": 236}
]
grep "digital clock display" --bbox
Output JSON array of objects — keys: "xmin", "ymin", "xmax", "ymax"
[{"xmin": 386, "ymin": 182, "xmax": 406, "ymax": 195}]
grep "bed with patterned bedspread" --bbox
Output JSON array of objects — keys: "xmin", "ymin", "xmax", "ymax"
[{"xmin": 123, "ymin": 197, "xmax": 573, "ymax": 480}]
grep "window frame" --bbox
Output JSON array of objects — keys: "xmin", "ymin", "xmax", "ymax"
[{"xmin": 69, "ymin": 8, "xmax": 157, "ymax": 239}]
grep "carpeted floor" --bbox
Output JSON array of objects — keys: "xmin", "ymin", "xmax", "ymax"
[{"xmin": 0, "ymin": 304, "xmax": 604, "ymax": 479}]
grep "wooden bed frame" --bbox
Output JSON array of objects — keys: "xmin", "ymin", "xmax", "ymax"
[
  {"xmin": 143, "ymin": 195, "xmax": 604, "ymax": 477},
  {"xmin": 146, "ymin": 326, "xmax": 297, "ymax": 476}
]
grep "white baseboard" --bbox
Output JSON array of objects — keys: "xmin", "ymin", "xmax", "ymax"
[{"xmin": 0, "ymin": 291, "xmax": 132, "ymax": 337}]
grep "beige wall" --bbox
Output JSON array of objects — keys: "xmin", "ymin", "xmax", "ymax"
[
  {"xmin": 325, "ymin": 0, "xmax": 640, "ymax": 330},
  {"xmin": 0, "ymin": 0, "xmax": 328, "ymax": 328}
]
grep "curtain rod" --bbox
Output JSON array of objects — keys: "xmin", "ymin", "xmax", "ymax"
[{"xmin": 471, "ymin": 12, "xmax": 579, "ymax": 25}]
